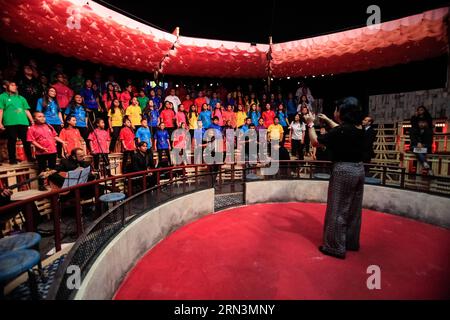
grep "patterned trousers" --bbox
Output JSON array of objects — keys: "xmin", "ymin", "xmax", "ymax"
[{"xmin": 322, "ymin": 162, "xmax": 365, "ymax": 256}]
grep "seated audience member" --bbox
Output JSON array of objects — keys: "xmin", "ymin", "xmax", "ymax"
[
  {"xmin": 411, "ymin": 106, "xmax": 433, "ymax": 130},
  {"xmin": 47, "ymin": 147, "xmax": 95, "ymax": 189},
  {"xmin": 131, "ymin": 141, "xmax": 154, "ymax": 172},
  {"xmin": 410, "ymin": 119, "xmax": 434, "ymax": 174}
]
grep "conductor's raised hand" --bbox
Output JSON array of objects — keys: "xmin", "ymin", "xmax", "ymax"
[{"xmin": 303, "ymin": 113, "xmax": 315, "ymax": 125}]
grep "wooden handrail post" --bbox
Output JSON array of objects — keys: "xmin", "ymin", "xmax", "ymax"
[
  {"xmin": 74, "ymin": 189, "xmax": 83, "ymax": 237},
  {"xmin": 51, "ymin": 195, "xmax": 61, "ymax": 252}
]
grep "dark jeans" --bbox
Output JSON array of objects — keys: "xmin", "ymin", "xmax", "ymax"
[
  {"xmin": 5, "ymin": 125, "xmax": 33, "ymax": 162},
  {"xmin": 77, "ymin": 126, "xmax": 90, "ymax": 151},
  {"xmin": 50, "ymin": 124, "xmax": 62, "ymax": 158},
  {"xmin": 166, "ymin": 128, "xmax": 175, "ymax": 146},
  {"xmin": 36, "ymin": 153, "xmax": 57, "ymax": 187},
  {"xmin": 304, "ymin": 132, "xmax": 311, "ymax": 154},
  {"xmin": 158, "ymin": 149, "xmax": 171, "ymax": 167},
  {"xmin": 291, "ymin": 139, "xmax": 304, "ymax": 160},
  {"xmin": 411, "ymin": 145, "xmax": 429, "ymax": 165},
  {"xmin": 110, "ymin": 126, "xmax": 121, "ymax": 153}
]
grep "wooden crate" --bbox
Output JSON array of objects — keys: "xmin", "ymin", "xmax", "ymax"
[
  {"xmin": 372, "ymin": 123, "xmax": 401, "ymax": 167},
  {"xmin": 0, "ymin": 162, "xmax": 39, "ymax": 191}
]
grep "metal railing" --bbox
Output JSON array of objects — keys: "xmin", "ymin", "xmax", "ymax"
[{"xmin": 1, "ymin": 161, "xmax": 449, "ymax": 299}]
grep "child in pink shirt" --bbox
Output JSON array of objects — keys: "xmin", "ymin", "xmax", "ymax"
[
  {"xmin": 88, "ymin": 118, "xmax": 110, "ymax": 171},
  {"xmin": 176, "ymin": 104, "xmax": 187, "ymax": 128},
  {"xmin": 213, "ymin": 103, "xmax": 224, "ymax": 127},
  {"xmin": 27, "ymin": 112, "xmax": 67, "ymax": 190}
]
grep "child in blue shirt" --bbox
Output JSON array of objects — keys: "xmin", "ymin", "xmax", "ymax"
[
  {"xmin": 276, "ymin": 104, "xmax": 289, "ymax": 143},
  {"xmin": 154, "ymin": 122, "xmax": 171, "ymax": 167},
  {"xmin": 65, "ymin": 94, "xmax": 89, "ymax": 148},
  {"xmin": 199, "ymin": 104, "xmax": 212, "ymax": 129},
  {"xmin": 135, "ymin": 118, "xmax": 152, "ymax": 159}
]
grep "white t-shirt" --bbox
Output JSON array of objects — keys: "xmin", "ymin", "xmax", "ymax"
[
  {"xmin": 290, "ymin": 121, "xmax": 305, "ymax": 141},
  {"xmin": 164, "ymin": 95, "xmax": 181, "ymax": 113}
]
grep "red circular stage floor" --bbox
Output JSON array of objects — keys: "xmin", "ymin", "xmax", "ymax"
[{"xmin": 114, "ymin": 203, "xmax": 450, "ymax": 300}]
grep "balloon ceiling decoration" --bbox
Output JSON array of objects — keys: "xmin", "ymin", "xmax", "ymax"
[{"xmin": 0, "ymin": 0, "xmax": 448, "ymax": 79}]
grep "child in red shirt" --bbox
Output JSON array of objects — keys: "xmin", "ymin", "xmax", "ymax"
[
  {"xmin": 120, "ymin": 117, "xmax": 136, "ymax": 173},
  {"xmin": 27, "ymin": 112, "xmax": 67, "ymax": 190},
  {"xmin": 59, "ymin": 115, "xmax": 83, "ymax": 157},
  {"xmin": 262, "ymin": 103, "xmax": 276, "ymax": 128},
  {"xmin": 88, "ymin": 118, "xmax": 110, "ymax": 172},
  {"xmin": 159, "ymin": 101, "xmax": 176, "ymax": 138}
]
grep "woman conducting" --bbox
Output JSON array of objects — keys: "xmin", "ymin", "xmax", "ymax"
[{"xmin": 303, "ymin": 97, "xmax": 365, "ymax": 259}]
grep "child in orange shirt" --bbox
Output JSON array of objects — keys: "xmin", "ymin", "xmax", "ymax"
[{"xmin": 59, "ymin": 115, "xmax": 83, "ymax": 156}]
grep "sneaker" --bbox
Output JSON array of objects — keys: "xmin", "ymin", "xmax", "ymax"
[{"xmin": 423, "ymin": 162, "xmax": 430, "ymax": 169}]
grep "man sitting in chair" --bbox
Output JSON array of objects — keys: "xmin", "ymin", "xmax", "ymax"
[
  {"xmin": 130, "ymin": 141, "xmax": 156, "ymax": 191},
  {"xmin": 47, "ymin": 148, "xmax": 95, "ymax": 189}
]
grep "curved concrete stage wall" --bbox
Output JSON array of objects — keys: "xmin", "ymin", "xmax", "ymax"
[
  {"xmin": 245, "ymin": 180, "xmax": 450, "ymax": 229},
  {"xmin": 75, "ymin": 189, "xmax": 215, "ymax": 300}
]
